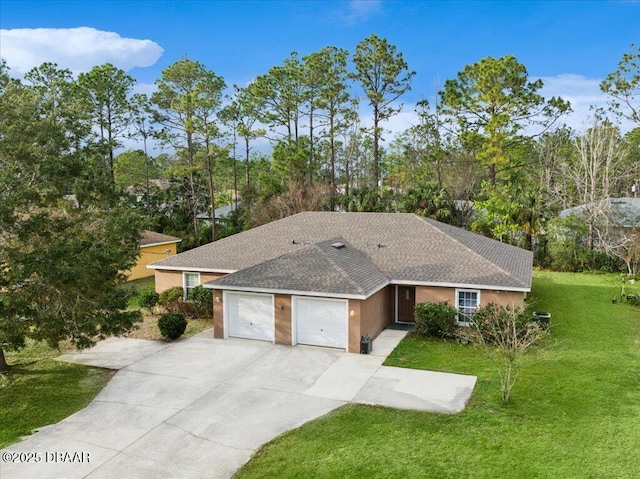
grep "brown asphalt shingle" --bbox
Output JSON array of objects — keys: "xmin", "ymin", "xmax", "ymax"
[
  {"xmin": 149, "ymin": 212, "xmax": 533, "ymax": 292},
  {"xmin": 140, "ymin": 231, "xmax": 182, "ymax": 246},
  {"xmin": 212, "ymin": 238, "xmax": 388, "ymax": 297}
]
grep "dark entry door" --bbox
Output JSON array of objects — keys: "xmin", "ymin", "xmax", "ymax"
[{"xmin": 397, "ymin": 286, "xmax": 416, "ymax": 323}]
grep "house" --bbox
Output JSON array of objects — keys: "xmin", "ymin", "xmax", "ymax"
[
  {"xmin": 560, "ymin": 197, "xmax": 640, "ymax": 228},
  {"xmin": 127, "ymin": 231, "xmax": 182, "ymax": 281},
  {"xmin": 148, "ymin": 212, "xmax": 532, "ymax": 353},
  {"xmin": 196, "ymin": 203, "xmax": 238, "ymax": 227}
]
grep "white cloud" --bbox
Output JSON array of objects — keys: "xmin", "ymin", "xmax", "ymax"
[
  {"xmin": 337, "ymin": 0, "xmax": 382, "ymax": 24},
  {"xmin": 537, "ymin": 74, "xmax": 637, "ymax": 133},
  {"xmin": 0, "ymin": 27, "xmax": 164, "ymax": 76}
]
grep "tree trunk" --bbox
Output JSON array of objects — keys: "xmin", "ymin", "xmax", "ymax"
[
  {"xmin": 0, "ymin": 347, "xmax": 9, "ymax": 371},
  {"xmin": 373, "ymin": 109, "xmax": 380, "ymax": 189},
  {"xmin": 245, "ymin": 137, "xmax": 251, "ymax": 188},
  {"xmin": 488, "ymin": 162, "xmax": 496, "ymax": 186}
]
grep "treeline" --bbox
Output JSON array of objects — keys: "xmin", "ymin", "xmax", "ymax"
[{"xmin": 2, "ymin": 36, "xmax": 639, "ymax": 273}]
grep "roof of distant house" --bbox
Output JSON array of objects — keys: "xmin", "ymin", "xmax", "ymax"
[{"xmin": 140, "ymin": 231, "xmax": 182, "ymax": 247}]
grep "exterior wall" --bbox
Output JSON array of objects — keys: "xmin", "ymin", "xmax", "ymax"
[
  {"xmin": 154, "ymin": 270, "xmax": 225, "ymax": 293},
  {"xmin": 415, "ymin": 286, "xmax": 455, "ymax": 305},
  {"xmin": 347, "ymin": 299, "xmax": 361, "ymax": 354},
  {"xmin": 482, "ymin": 290, "xmax": 527, "ymax": 308},
  {"xmin": 360, "ymin": 287, "xmax": 393, "ymax": 341},
  {"xmin": 127, "ymin": 243, "xmax": 178, "ymax": 281},
  {"xmin": 414, "ymin": 285, "xmax": 526, "ymax": 309},
  {"xmin": 274, "ymin": 294, "xmax": 292, "ymax": 346},
  {"xmin": 213, "ymin": 289, "xmax": 224, "ymax": 338}
]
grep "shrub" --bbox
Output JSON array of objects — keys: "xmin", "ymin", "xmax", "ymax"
[
  {"xmin": 414, "ymin": 302, "xmax": 458, "ymax": 337},
  {"xmin": 190, "ymin": 285, "xmax": 213, "ymax": 317},
  {"xmin": 158, "ymin": 286, "xmax": 185, "ymax": 313},
  {"xmin": 137, "ymin": 290, "xmax": 159, "ymax": 311},
  {"xmin": 157, "ymin": 312, "xmax": 187, "ymax": 340},
  {"xmin": 457, "ymin": 303, "xmax": 549, "ymax": 403}
]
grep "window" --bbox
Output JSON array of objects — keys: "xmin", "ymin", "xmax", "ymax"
[
  {"xmin": 183, "ymin": 272, "xmax": 200, "ymax": 301},
  {"xmin": 456, "ymin": 290, "xmax": 480, "ymax": 325}
]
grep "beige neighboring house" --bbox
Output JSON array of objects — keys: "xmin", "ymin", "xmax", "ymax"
[
  {"xmin": 127, "ymin": 231, "xmax": 181, "ymax": 281},
  {"xmin": 148, "ymin": 212, "xmax": 533, "ymax": 353}
]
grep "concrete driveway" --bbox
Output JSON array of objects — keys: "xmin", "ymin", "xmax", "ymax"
[{"xmin": 1, "ymin": 329, "xmax": 476, "ymax": 479}]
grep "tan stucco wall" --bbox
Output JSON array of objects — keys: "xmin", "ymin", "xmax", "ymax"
[
  {"xmin": 414, "ymin": 285, "xmax": 526, "ymax": 309},
  {"xmin": 415, "ymin": 286, "xmax": 455, "ymax": 305},
  {"xmin": 347, "ymin": 299, "xmax": 361, "ymax": 354},
  {"xmin": 213, "ymin": 289, "xmax": 224, "ymax": 338},
  {"xmin": 274, "ymin": 294, "xmax": 292, "ymax": 346},
  {"xmin": 154, "ymin": 270, "xmax": 225, "ymax": 293},
  {"xmin": 127, "ymin": 243, "xmax": 178, "ymax": 281},
  {"xmin": 482, "ymin": 290, "xmax": 527, "ymax": 308},
  {"xmin": 360, "ymin": 287, "xmax": 393, "ymax": 341}
]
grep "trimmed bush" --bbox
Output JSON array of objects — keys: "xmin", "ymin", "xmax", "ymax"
[
  {"xmin": 470, "ymin": 303, "xmax": 533, "ymax": 346},
  {"xmin": 414, "ymin": 302, "xmax": 458, "ymax": 337},
  {"xmin": 191, "ymin": 285, "xmax": 213, "ymax": 317},
  {"xmin": 158, "ymin": 286, "xmax": 185, "ymax": 313},
  {"xmin": 158, "ymin": 312, "xmax": 187, "ymax": 340},
  {"xmin": 137, "ymin": 290, "xmax": 159, "ymax": 311}
]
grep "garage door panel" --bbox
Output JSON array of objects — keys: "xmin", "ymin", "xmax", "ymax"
[
  {"xmin": 295, "ymin": 297, "xmax": 347, "ymax": 349},
  {"xmin": 227, "ymin": 292, "xmax": 274, "ymax": 342}
]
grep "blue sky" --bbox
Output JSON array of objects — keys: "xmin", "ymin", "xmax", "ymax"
[{"xmin": 1, "ymin": 0, "xmax": 639, "ymax": 134}]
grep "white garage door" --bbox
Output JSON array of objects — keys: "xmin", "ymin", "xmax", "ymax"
[
  {"xmin": 294, "ymin": 297, "xmax": 348, "ymax": 349},
  {"xmin": 226, "ymin": 292, "xmax": 274, "ymax": 342}
]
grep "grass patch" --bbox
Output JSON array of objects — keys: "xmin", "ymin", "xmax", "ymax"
[
  {"xmin": 236, "ymin": 272, "xmax": 640, "ymax": 479},
  {"xmin": 0, "ymin": 342, "xmax": 114, "ymax": 448}
]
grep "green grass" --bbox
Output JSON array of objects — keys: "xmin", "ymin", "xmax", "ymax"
[
  {"xmin": 0, "ymin": 342, "xmax": 114, "ymax": 448},
  {"xmin": 236, "ymin": 272, "xmax": 640, "ymax": 479}
]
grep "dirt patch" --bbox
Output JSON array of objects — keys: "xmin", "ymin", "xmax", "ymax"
[{"xmin": 125, "ymin": 312, "xmax": 212, "ymax": 340}]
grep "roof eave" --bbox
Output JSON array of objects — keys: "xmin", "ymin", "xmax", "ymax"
[
  {"xmin": 204, "ymin": 279, "xmax": 390, "ymax": 300},
  {"xmin": 390, "ymin": 279, "xmax": 531, "ymax": 293}
]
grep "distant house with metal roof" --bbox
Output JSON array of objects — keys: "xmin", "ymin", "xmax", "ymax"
[
  {"xmin": 196, "ymin": 203, "xmax": 238, "ymax": 227},
  {"xmin": 148, "ymin": 212, "xmax": 532, "ymax": 353},
  {"xmin": 560, "ymin": 197, "xmax": 640, "ymax": 228}
]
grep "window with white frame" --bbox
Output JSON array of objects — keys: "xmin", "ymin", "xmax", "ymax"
[
  {"xmin": 456, "ymin": 290, "xmax": 480, "ymax": 325},
  {"xmin": 183, "ymin": 272, "xmax": 200, "ymax": 301}
]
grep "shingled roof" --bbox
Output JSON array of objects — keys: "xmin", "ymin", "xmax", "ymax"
[
  {"xmin": 139, "ymin": 231, "xmax": 182, "ymax": 247},
  {"xmin": 149, "ymin": 212, "xmax": 533, "ymax": 293},
  {"xmin": 212, "ymin": 238, "xmax": 388, "ymax": 298}
]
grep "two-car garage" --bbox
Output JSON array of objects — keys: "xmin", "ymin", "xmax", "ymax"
[{"xmin": 223, "ymin": 292, "xmax": 348, "ymax": 350}]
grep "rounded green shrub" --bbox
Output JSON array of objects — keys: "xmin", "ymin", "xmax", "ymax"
[
  {"xmin": 158, "ymin": 286, "xmax": 185, "ymax": 313},
  {"xmin": 191, "ymin": 285, "xmax": 213, "ymax": 317},
  {"xmin": 137, "ymin": 290, "xmax": 159, "ymax": 311},
  {"xmin": 414, "ymin": 301, "xmax": 458, "ymax": 337},
  {"xmin": 158, "ymin": 312, "xmax": 187, "ymax": 340}
]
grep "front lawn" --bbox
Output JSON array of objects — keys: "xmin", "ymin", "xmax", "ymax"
[
  {"xmin": 236, "ymin": 272, "xmax": 640, "ymax": 478},
  {"xmin": 0, "ymin": 342, "xmax": 114, "ymax": 448}
]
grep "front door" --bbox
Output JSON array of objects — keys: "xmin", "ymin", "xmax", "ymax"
[{"xmin": 397, "ymin": 286, "xmax": 416, "ymax": 323}]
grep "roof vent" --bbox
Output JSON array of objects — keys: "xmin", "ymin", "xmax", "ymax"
[{"xmin": 331, "ymin": 242, "xmax": 345, "ymax": 249}]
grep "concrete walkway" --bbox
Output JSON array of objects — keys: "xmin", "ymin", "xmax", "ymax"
[{"xmin": 1, "ymin": 329, "xmax": 476, "ymax": 479}]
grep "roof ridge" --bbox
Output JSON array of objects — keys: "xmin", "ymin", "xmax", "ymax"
[
  {"xmin": 412, "ymin": 215, "xmax": 528, "ymax": 288},
  {"xmin": 312, "ymin": 241, "xmax": 369, "ymax": 295}
]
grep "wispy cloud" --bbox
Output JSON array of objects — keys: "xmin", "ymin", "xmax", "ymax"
[
  {"xmin": 536, "ymin": 74, "xmax": 638, "ymax": 132},
  {"xmin": 0, "ymin": 27, "xmax": 164, "ymax": 76},
  {"xmin": 336, "ymin": 0, "xmax": 383, "ymax": 25}
]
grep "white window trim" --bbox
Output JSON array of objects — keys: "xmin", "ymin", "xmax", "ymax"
[
  {"xmin": 182, "ymin": 272, "xmax": 201, "ymax": 301},
  {"xmin": 455, "ymin": 289, "xmax": 481, "ymax": 326}
]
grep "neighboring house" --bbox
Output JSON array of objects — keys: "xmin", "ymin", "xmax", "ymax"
[
  {"xmin": 127, "ymin": 231, "xmax": 182, "ymax": 281},
  {"xmin": 560, "ymin": 197, "xmax": 640, "ymax": 228},
  {"xmin": 196, "ymin": 203, "xmax": 238, "ymax": 227},
  {"xmin": 148, "ymin": 212, "xmax": 532, "ymax": 353}
]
